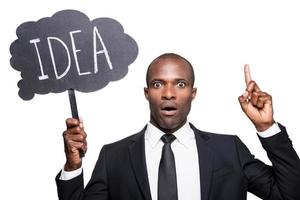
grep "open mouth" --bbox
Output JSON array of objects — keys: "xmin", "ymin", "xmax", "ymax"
[
  {"xmin": 161, "ymin": 104, "xmax": 177, "ymax": 116},
  {"xmin": 162, "ymin": 107, "xmax": 177, "ymax": 111}
]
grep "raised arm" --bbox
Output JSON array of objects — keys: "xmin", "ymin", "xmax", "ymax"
[{"xmin": 237, "ymin": 64, "xmax": 300, "ymax": 199}]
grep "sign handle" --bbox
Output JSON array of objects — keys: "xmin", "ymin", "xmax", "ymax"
[
  {"xmin": 68, "ymin": 89, "xmax": 79, "ymax": 119},
  {"xmin": 67, "ymin": 89, "xmax": 85, "ymax": 157}
]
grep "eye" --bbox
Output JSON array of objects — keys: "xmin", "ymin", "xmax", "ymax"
[
  {"xmin": 153, "ymin": 82, "xmax": 162, "ymax": 88},
  {"xmin": 177, "ymin": 81, "xmax": 186, "ymax": 88}
]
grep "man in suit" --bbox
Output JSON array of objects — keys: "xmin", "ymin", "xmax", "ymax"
[{"xmin": 56, "ymin": 53, "xmax": 300, "ymax": 200}]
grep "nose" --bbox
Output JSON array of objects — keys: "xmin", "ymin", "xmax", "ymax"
[{"xmin": 162, "ymin": 84, "xmax": 176, "ymax": 100}]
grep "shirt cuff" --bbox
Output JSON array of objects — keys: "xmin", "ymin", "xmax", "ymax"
[
  {"xmin": 257, "ymin": 122, "xmax": 281, "ymax": 138},
  {"xmin": 59, "ymin": 167, "xmax": 83, "ymax": 181}
]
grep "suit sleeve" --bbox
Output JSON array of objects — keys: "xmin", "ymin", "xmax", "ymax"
[
  {"xmin": 56, "ymin": 171, "xmax": 85, "ymax": 200},
  {"xmin": 84, "ymin": 145, "xmax": 109, "ymax": 200},
  {"xmin": 235, "ymin": 123, "xmax": 300, "ymax": 200},
  {"xmin": 56, "ymin": 146, "xmax": 110, "ymax": 200}
]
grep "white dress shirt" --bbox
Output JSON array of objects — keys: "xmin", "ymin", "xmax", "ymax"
[{"xmin": 145, "ymin": 122, "xmax": 201, "ymax": 200}]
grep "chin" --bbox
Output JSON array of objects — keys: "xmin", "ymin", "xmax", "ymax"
[{"xmin": 159, "ymin": 119, "xmax": 182, "ymax": 131}]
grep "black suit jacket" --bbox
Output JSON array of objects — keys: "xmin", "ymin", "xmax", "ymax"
[{"xmin": 56, "ymin": 123, "xmax": 300, "ymax": 200}]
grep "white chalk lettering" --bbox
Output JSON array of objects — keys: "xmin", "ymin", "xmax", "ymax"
[
  {"xmin": 70, "ymin": 30, "xmax": 91, "ymax": 76},
  {"xmin": 30, "ymin": 38, "xmax": 49, "ymax": 80},
  {"xmin": 47, "ymin": 37, "xmax": 71, "ymax": 79},
  {"xmin": 93, "ymin": 26, "xmax": 113, "ymax": 72},
  {"xmin": 30, "ymin": 26, "xmax": 115, "ymax": 81}
]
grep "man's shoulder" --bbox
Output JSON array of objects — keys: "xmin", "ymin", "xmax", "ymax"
[
  {"xmin": 190, "ymin": 123, "xmax": 237, "ymax": 141},
  {"xmin": 190, "ymin": 123, "xmax": 246, "ymax": 160}
]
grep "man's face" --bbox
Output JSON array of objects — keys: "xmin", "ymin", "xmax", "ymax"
[{"xmin": 144, "ymin": 57, "xmax": 197, "ymax": 133}]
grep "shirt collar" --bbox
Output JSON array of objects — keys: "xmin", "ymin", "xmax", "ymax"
[{"xmin": 145, "ymin": 121, "xmax": 195, "ymax": 149}]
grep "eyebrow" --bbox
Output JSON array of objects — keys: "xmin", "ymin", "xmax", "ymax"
[
  {"xmin": 150, "ymin": 78, "xmax": 190, "ymax": 84},
  {"xmin": 149, "ymin": 79, "xmax": 164, "ymax": 83},
  {"xmin": 174, "ymin": 79, "xmax": 188, "ymax": 82}
]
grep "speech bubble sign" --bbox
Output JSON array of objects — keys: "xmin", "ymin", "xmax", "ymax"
[{"xmin": 10, "ymin": 9, "xmax": 139, "ymax": 101}]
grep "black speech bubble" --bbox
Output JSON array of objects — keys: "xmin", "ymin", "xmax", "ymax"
[{"xmin": 10, "ymin": 9, "xmax": 139, "ymax": 100}]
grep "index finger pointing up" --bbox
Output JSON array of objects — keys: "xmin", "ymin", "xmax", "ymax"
[{"xmin": 244, "ymin": 64, "xmax": 252, "ymax": 85}]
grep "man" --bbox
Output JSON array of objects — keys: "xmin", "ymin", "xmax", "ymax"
[{"xmin": 56, "ymin": 53, "xmax": 300, "ymax": 200}]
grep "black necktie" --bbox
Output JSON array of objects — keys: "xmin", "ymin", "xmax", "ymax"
[{"xmin": 158, "ymin": 134, "xmax": 178, "ymax": 200}]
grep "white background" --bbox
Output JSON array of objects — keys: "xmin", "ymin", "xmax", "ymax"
[{"xmin": 1, "ymin": 0, "xmax": 300, "ymax": 199}]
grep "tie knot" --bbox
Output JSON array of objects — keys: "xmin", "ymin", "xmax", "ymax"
[{"xmin": 161, "ymin": 134, "xmax": 176, "ymax": 144}]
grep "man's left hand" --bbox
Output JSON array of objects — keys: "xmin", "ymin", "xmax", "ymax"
[{"xmin": 238, "ymin": 64, "xmax": 275, "ymax": 132}]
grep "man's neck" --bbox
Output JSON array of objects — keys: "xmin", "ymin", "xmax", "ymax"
[{"xmin": 149, "ymin": 119, "xmax": 187, "ymax": 134}]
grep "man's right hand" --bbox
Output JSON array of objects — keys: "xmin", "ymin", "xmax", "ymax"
[{"xmin": 63, "ymin": 118, "xmax": 87, "ymax": 171}]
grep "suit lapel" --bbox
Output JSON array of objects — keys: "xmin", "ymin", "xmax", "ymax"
[
  {"xmin": 128, "ymin": 127, "xmax": 152, "ymax": 200},
  {"xmin": 191, "ymin": 124, "xmax": 213, "ymax": 200}
]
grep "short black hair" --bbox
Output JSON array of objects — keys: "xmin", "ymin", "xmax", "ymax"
[{"xmin": 146, "ymin": 53, "xmax": 195, "ymax": 87}]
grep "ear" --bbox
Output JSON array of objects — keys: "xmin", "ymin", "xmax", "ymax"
[
  {"xmin": 192, "ymin": 87, "xmax": 197, "ymax": 100},
  {"xmin": 144, "ymin": 87, "xmax": 149, "ymax": 100}
]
